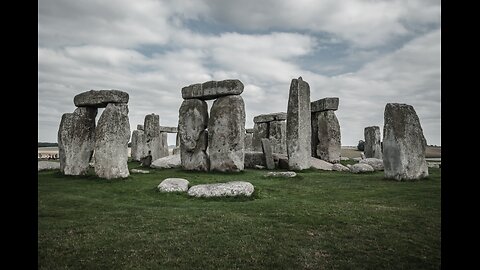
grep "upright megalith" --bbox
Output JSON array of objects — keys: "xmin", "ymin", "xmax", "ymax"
[
  {"xmin": 261, "ymin": 138, "xmax": 275, "ymax": 170},
  {"xmin": 286, "ymin": 77, "xmax": 311, "ymax": 170},
  {"xmin": 252, "ymin": 122, "xmax": 269, "ymax": 151},
  {"xmin": 208, "ymin": 95, "xmax": 245, "ymax": 172},
  {"xmin": 144, "ymin": 114, "xmax": 169, "ymax": 160},
  {"xmin": 252, "ymin": 112, "xmax": 287, "ymax": 154},
  {"xmin": 364, "ymin": 126, "xmax": 382, "ymax": 159},
  {"xmin": 269, "ymin": 120, "xmax": 286, "ymax": 154},
  {"xmin": 131, "ymin": 129, "xmax": 146, "ymax": 161},
  {"xmin": 58, "ymin": 107, "xmax": 97, "ymax": 175},
  {"xmin": 383, "ymin": 103, "xmax": 428, "ymax": 180},
  {"xmin": 245, "ymin": 129, "xmax": 254, "ymax": 151},
  {"xmin": 74, "ymin": 90, "xmax": 129, "ymax": 108},
  {"xmin": 316, "ymin": 110, "xmax": 341, "ymax": 163},
  {"xmin": 94, "ymin": 103, "xmax": 130, "ymax": 179},
  {"xmin": 178, "ymin": 99, "xmax": 209, "ymax": 171}
]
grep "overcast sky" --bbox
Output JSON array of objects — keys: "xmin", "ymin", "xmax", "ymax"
[{"xmin": 38, "ymin": 0, "xmax": 441, "ymax": 146}]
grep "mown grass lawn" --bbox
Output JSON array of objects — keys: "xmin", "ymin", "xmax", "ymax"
[{"xmin": 38, "ymin": 162, "xmax": 441, "ymax": 269}]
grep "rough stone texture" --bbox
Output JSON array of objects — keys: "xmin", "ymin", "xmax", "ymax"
[
  {"xmin": 182, "ymin": 79, "xmax": 244, "ymax": 100},
  {"xmin": 137, "ymin": 124, "xmax": 144, "ymax": 130},
  {"xmin": 332, "ymin": 163, "xmax": 350, "ymax": 172},
  {"xmin": 244, "ymin": 132, "xmax": 253, "ymax": 151},
  {"xmin": 140, "ymin": 155, "xmax": 152, "ymax": 167},
  {"xmin": 311, "ymin": 111, "xmax": 320, "ymax": 157},
  {"xmin": 187, "ymin": 181, "xmax": 254, "ymax": 197},
  {"xmin": 316, "ymin": 110, "xmax": 341, "ymax": 163},
  {"xmin": 261, "ymin": 138, "xmax": 275, "ymax": 170},
  {"xmin": 311, "ymin": 97, "xmax": 339, "ymax": 112},
  {"xmin": 359, "ymin": 158, "xmax": 384, "ymax": 171},
  {"xmin": 286, "ymin": 77, "xmax": 311, "ymax": 170},
  {"xmin": 178, "ymin": 99, "xmax": 209, "ymax": 171},
  {"xmin": 131, "ymin": 169, "xmax": 149, "ymax": 174},
  {"xmin": 253, "ymin": 112, "xmax": 287, "ymax": 123},
  {"xmin": 364, "ymin": 126, "xmax": 382, "ymax": 159},
  {"xmin": 176, "ymin": 132, "xmax": 180, "ymax": 147},
  {"xmin": 276, "ymin": 154, "xmax": 289, "ymax": 169},
  {"xmin": 158, "ymin": 178, "xmax": 189, "ymax": 193},
  {"xmin": 309, "ymin": 157, "xmax": 333, "ymax": 171},
  {"xmin": 269, "ymin": 120, "xmax": 287, "ymax": 154},
  {"xmin": 94, "ymin": 103, "xmax": 130, "ymax": 179},
  {"xmin": 159, "ymin": 126, "xmax": 178, "ymax": 133},
  {"xmin": 383, "ymin": 103, "xmax": 429, "ymax": 180},
  {"xmin": 252, "ymin": 122, "xmax": 268, "ymax": 152},
  {"xmin": 360, "ymin": 152, "xmax": 366, "ymax": 159},
  {"xmin": 74, "ymin": 90, "xmax": 129, "ymax": 108},
  {"xmin": 245, "ymin": 151, "xmax": 265, "ymax": 168},
  {"xmin": 208, "ymin": 95, "xmax": 245, "ymax": 172},
  {"xmin": 352, "ymin": 157, "xmax": 362, "ymax": 162},
  {"xmin": 340, "ymin": 157, "xmax": 350, "ymax": 161},
  {"xmin": 350, "ymin": 163, "xmax": 375, "ymax": 173},
  {"xmin": 131, "ymin": 130, "xmax": 146, "ymax": 161},
  {"xmin": 144, "ymin": 114, "xmax": 169, "ymax": 161},
  {"xmin": 38, "ymin": 161, "xmax": 60, "ymax": 171},
  {"xmin": 150, "ymin": 154, "xmax": 181, "ymax": 169},
  {"xmin": 58, "ymin": 107, "xmax": 97, "ymax": 175},
  {"xmin": 264, "ymin": 171, "xmax": 297, "ymax": 178},
  {"xmin": 172, "ymin": 147, "xmax": 180, "ymax": 155},
  {"xmin": 254, "ymin": 165, "xmax": 265, "ymax": 169},
  {"xmin": 246, "ymin": 128, "xmax": 254, "ymax": 133},
  {"xmin": 160, "ymin": 132, "xmax": 169, "ymax": 157}
]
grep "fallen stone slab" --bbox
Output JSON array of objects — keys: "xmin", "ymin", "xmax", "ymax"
[
  {"xmin": 159, "ymin": 126, "xmax": 178, "ymax": 133},
  {"xmin": 253, "ymin": 112, "xmax": 287, "ymax": 123},
  {"xmin": 151, "ymin": 154, "xmax": 181, "ymax": 169},
  {"xmin": 310, "ymin": 157, "xmax": 333, "ymax": 171},
  {"xmin": 182, "ymin": 79, "xmax": 244, "ymax": 100},
  {"xmin": 311, "ymin": 97, "xmax": 339, "ymax": 112},
  {"xmin": 158, "ymin": 178, "xmax": 189, "ymax": 192},
  {"xmin": 264, "ymin": 171, "xmax": 297, "ymax": 178},
  {"xmin": 187, "ymin": 181, "xmax": 254, "ymax": 197},
  {"xmin": 38, "ymin": 161, "xmax": 60, "ymax": 171},
  {"xmin": 359, "ymin": 158, "xmax": 384, "ymax": 171},
  {"xmin": 131, "ymin": 169, "xmax": 150, "ymax": 174},
  {"xmin": 350, "ymin": 163, "xmax": 375, "ymax": 173},
  {"xmin": 332, "ymin": 163, "xmax": 350, "ymax": 172},
  {"xmin": 74, "ymin": 90, "xmax": 129, "ymax": 108}
]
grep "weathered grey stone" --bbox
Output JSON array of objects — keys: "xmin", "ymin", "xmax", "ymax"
[
  {"xmin": 332, "ymin": 163, "xmax": 350, "ymax": 172},
  {"xmin": 208, "ymin": 95, "xmax": 245, "ymax": 172},
  {"xmin": 178, "ymin": 99, "xmax": 209, "ymax": 171},
  {"xmin": 131, "ymin": 169, "xmax": 150, "ymax": 174},
  {"xmin": 269, "ymin": 120, "xmax": 287, "ymax": 154},
  {"xmin": 244, "ymin": 132, "xmax": 253, "ymax": 151},
  {"xmin": 311, "ymin": 97, "xmax": 339, "ymax": 112},
  {"xmin": 360, "ymin": 152, "xmax": 366, "ymax": 159},
  {"xmin": 264, "ymin": 171, "xmax": 297, "ymax": 178},
  {"xmin": 188, "ymin": 181, "xmax": 254, "ymax": 197},
  {"xmin": 276, "ymin": 154, "xmax": 289, "ymax": 169},
  {"xmin": 359, "ymin": 158, "xmax": 384, "ymax": 171},
  {"xmin": 364, "ymin": 126, "xmax": 382, "ymax": 159},
  {"xmin": 176, "ymin": 132, "xmax": 180, "ymax": 147},
  {"xmin": 137, "ymin": 124, "xmax": 144, "ymax": 130},
  {"xmin": 246, "ymin": 128, "xmax": 254, "ymax": 133},
  {"xmin": 253, "ymin": 112, "xmax": 287, "ymax": 123},
  {"xmin": 261, "ymin": 138, "xmax": 275, "ymax": 170},
  {"xmin": 144, "ymin": 114, "xmax": 169, "ymax": 161},
  {"xmin": 352, "ymin": 157, "xmax": 362, "ymax": 162},
  {"xmin": 159, "ymin": 126, "xmax": 178, "ymax": 133},
  {"xmin": 158, "ymin": 178, "xmax": 189, "ymax": 193},
  {"xmin": 244, "ymin": 151, "xmax": 265, "ymax": 168},
  {"xmin": 74, "ymin": 90, "xmax": 129, "ymax": 108},
  {"xmin": 311, "ymin": 111, "xmax": 320, "ymax": 157},
  {"xmin": 160, "ymin": 132, "xmax": 169, "ymax": 157},
  {"xmin": 172, "ymin": 147, "xmax": 180, "ymax": 155},
  {"xmin": 150, "ymin": 154, "xmax": 181, "ymax": 169},
  {"xmin": 131, "ymin": 130, "xmax": 146, "ymax": 161},
  {"xmin": 94, "ymin": 103, "xmax": 130, "ymax": 179},
  {"xmin": 316, "ymin": 110, "xmax": 341, "ymax": 163},
  {"xmin": 383, "ymin": 103, "xmax": 428, "ymax": 180},
  {"xmin": 182, "ymin": 79, "xmax": 244, "ymax": 100},
  {"xmin": 309, "ymin": 157, "xmax": 333, "ymax": 171},
  {"xmin": 252, "ymin": 122, "xmax": 268, "ymax": 152},
  {"xmin": 58, "ymin": 107, "xmax": 97, "ymax": 175},
  {"xmin": 286, "ymin": 77, "xmax": 311, "ymax": 170},
  {"xmin": 140, "ymin": 154, "xmax": 152, "ymax": 167},
  {"xmin": 340, "ymin": 157, "xmax": 350, "ymax": 161},
  {"xmin": 350, "ymin": 163, "xmax": 374, "ymax": 173},
  {"xmin": 38, "ymin": 161, "xmax": 60, "ymax": 171},
  {"xmin": 254, "ymin": 165, "xmax": 265, "ymax": 169}
]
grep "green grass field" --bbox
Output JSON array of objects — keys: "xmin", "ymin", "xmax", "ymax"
[{"xmin": 38, "ymin": 163, "xmax": 441, "ymax": 269}]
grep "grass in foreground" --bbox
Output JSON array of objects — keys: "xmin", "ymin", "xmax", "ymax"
[{"xmin": 38, "ymin": 163, "xmax": 441, "ymax": 269}]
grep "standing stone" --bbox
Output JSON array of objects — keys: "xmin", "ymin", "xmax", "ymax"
[
  {"xmin": 178, "ymin": 99, "xmax": 209, "ymax": 171},
  {"xmin": 94, "ymin": 103, "xmax": 130, "ymax": 179},
  {"xmin": 160, "ymin": 132, "xmax": 169, "ymax": 157},
  {"xmin": 383, "ymin": 103, "xmax": 428, "ymax": 180},
  {"xmin": 311, "ymin": 112, "xmax": 320, "ymax": 157},
  {"xmin": 286, "ymin": 77, "xmax": 311, "ymax": 170},
  {"xmin": 252, "ymin": 122, "xmax": 268, "ymax": 151},
  {"xmin": 245, "ymin": 132, "xmax": 253, "ymax": 151},
  {"xmin": 261, "ymin": 138, "xmax": 275, "ymax": 170},
  {"xmin": 137, "ymin": 124, "xmax": 144, "ymax": 131},
  {"xmin": 144, "ymin": 114, "xmax": 168, "ymax": 161},
  {"xmin": 131, "ymin": 129, "xmax": 146, "ymax": 161},
  {"xmin": 316, "ymin": 110, "xmax": 341, "ymax": 163},
  {"xmin": 58, "ymin": 107, "xmax": 97, "ymax": 175},
  {"xmin": 269, "ymin": 120, "xmax": 286, "ymax": 154},
  {"xmin": 364, "ymin": 126, "xmax": 382, "ymax": 159},
  {"xmin": 208, "ymin": 95, "xmax": 245, "ymax": 172},
  {"xmin": 176, "ymin": 132, "xmax": 180, "ymax": 147}
]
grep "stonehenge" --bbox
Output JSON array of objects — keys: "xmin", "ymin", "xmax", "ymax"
[
  {"xmin": 311, "ymin": 97, "xmax": 341, "ymax": 163},
  {"xmin": 131, "ymin": 114, "xmax": 171, "ymax": 161},
  {"xmin": 252, "ymin": 112, "xmax": 287, "ymax": 154},
  {"xmin": 244, "ymin": 128, "xmax": 254, "ymax": 151},
  {"xmin": 364, "ymin": 126, "xmax": 382, "ymax": 159}
]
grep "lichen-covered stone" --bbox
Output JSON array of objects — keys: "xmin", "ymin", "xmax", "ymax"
[
  {"xmin": 188, "ymin": 181, "xmax": 254, "ymax": 197},
  {"xmin": 244, "ymin": 132, "xmax": 253, "ymax": 151},
  {"xmin": 74, "ymin": 90, "xmax": 129, "ymax": 108},
  {"xmin": 261, "ymin": 138, "xmax": 275, "ymax": 170},
  {"xmin": 350, "ymin": 163, "xmax": 374, "ymax": 173},
  {"xmin": 264, "ymin": 171, "xmax": 297, "ymax": 178},
  {"xmin": 359, "ymin": 158, "xmax": 384, "ymax": 171},
  {"xmin": 158, "ymin": 178, "xmax": 189, "ymax": 192},
  {"xmin": 311, "ymin": 97, "xmax": 339, "ymax": 112},
  {"xmin": 144, "ymin": 114, "xmax": 168, "ymax": 161},
  {"xmin": 316, "ymin": 110, "xmax": 341, "ymax": 163},
  {"xmin": 131, "ymin": 129, "xmax": 146, "ymax": 161},
  {"xmin": 364, "ymin": 126, "xmax": 382, "ymax": 159},
  {"xmin": 252, "ymin": 122, "xmax": 268, "ymax": 152},
  {"xmin": 182, "ymin": 79, "xmax": 244, "ymax": 100},
  {"xmin": 253, "ymin": 112, "xmax": 287, "ymax": 123}
]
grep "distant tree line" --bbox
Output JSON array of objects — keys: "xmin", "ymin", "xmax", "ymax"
[{"xmin": 38, "ymin": 142, "xmax": 58, "ymax": 147}]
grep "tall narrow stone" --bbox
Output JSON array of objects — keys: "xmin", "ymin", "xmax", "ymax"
[
  {"xmin": 261, "ymin": 138, "xmax": 275, "ymax": 170},
  {"xmin": 245, "ymin": 132, "xmax": 253, "ymax": 151},
  {"xmin": 208, "ymin": 95, "xmax": 245, "ymax": 172},
  {"xmin": 144, "ymin": 114, "xmax": 168, "ymax": 160},
  {"xmin": 160, "ymin": 132, "xmax": 169, "ymax": 157},
  {"xmin": 269, "ymin": 120, "xmax": 286, "ymax": 154},
  {"xmin": 364, "ymin": 126, "xmax": 382, "ymax": 159},
  {"xmin": 286, "ymin": 77, "xmax": 311, "ymax": 170},
  {"xmin": 383, "ymin": 103, "xmax": 428, "ymax": 180},
  {"xmin": 316, "ymin": 110, "xmax": 341, "ymax": 163},
  {"xmin": 178, "ymin": 99, "xmax": 209, "ymax": 171},
  {"xmin": 311, "ymin": 112, "xmax": 320, "ymax": 157},
  {"xmin": 94, "ymin": 103, "xmax": 130, "ymax": 179},
  {"xmin": 252, "ymin": 122, "xmax": 269, "ymax": 151},
  {"xmin": 58, "ymin": 107, "xmax": 97, "ymax": 175},
  {"xmin": 131, "ymin": 129, "xmax": 146, "ymax": 161}
]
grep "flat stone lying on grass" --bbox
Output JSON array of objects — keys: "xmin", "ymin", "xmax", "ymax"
[
  {"xmin": 254, "ymin": 165, "xmax": 265, "ymax": 169},
  {"xmin": 359, "ymin": 158, "xmax": 384, "ymax": 171},
  {"xmin": 150, "ymin": 154, "xmax": 181, "ymax": 169},
  {"xmin": 158, "ymin": 178, "xmax": 190, "ymax": 192},
  {"xmin": 350, "ymin": 163, "xmax": 375, "ymax": 173},
  {"xmin": 332, "ymin": 163, "xmax": 350, "ymax": 172},
  {"xmin": 309, "ymin": 157, "xmax": 333, "ymax": 171},
  {"xmin": 131, "ymin": 169, "xmax": 150, "ymax": 174},
  {"xmin": 38, "ymin": 161, "xmax": 60, "ymax": 171},
  {"xmin": 187, "ymin": 181, "xmax": 254, "ymax": 197},
  {"xmin": 264, "ymin": 171, "xmax": 297, "ymax": 178}
]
